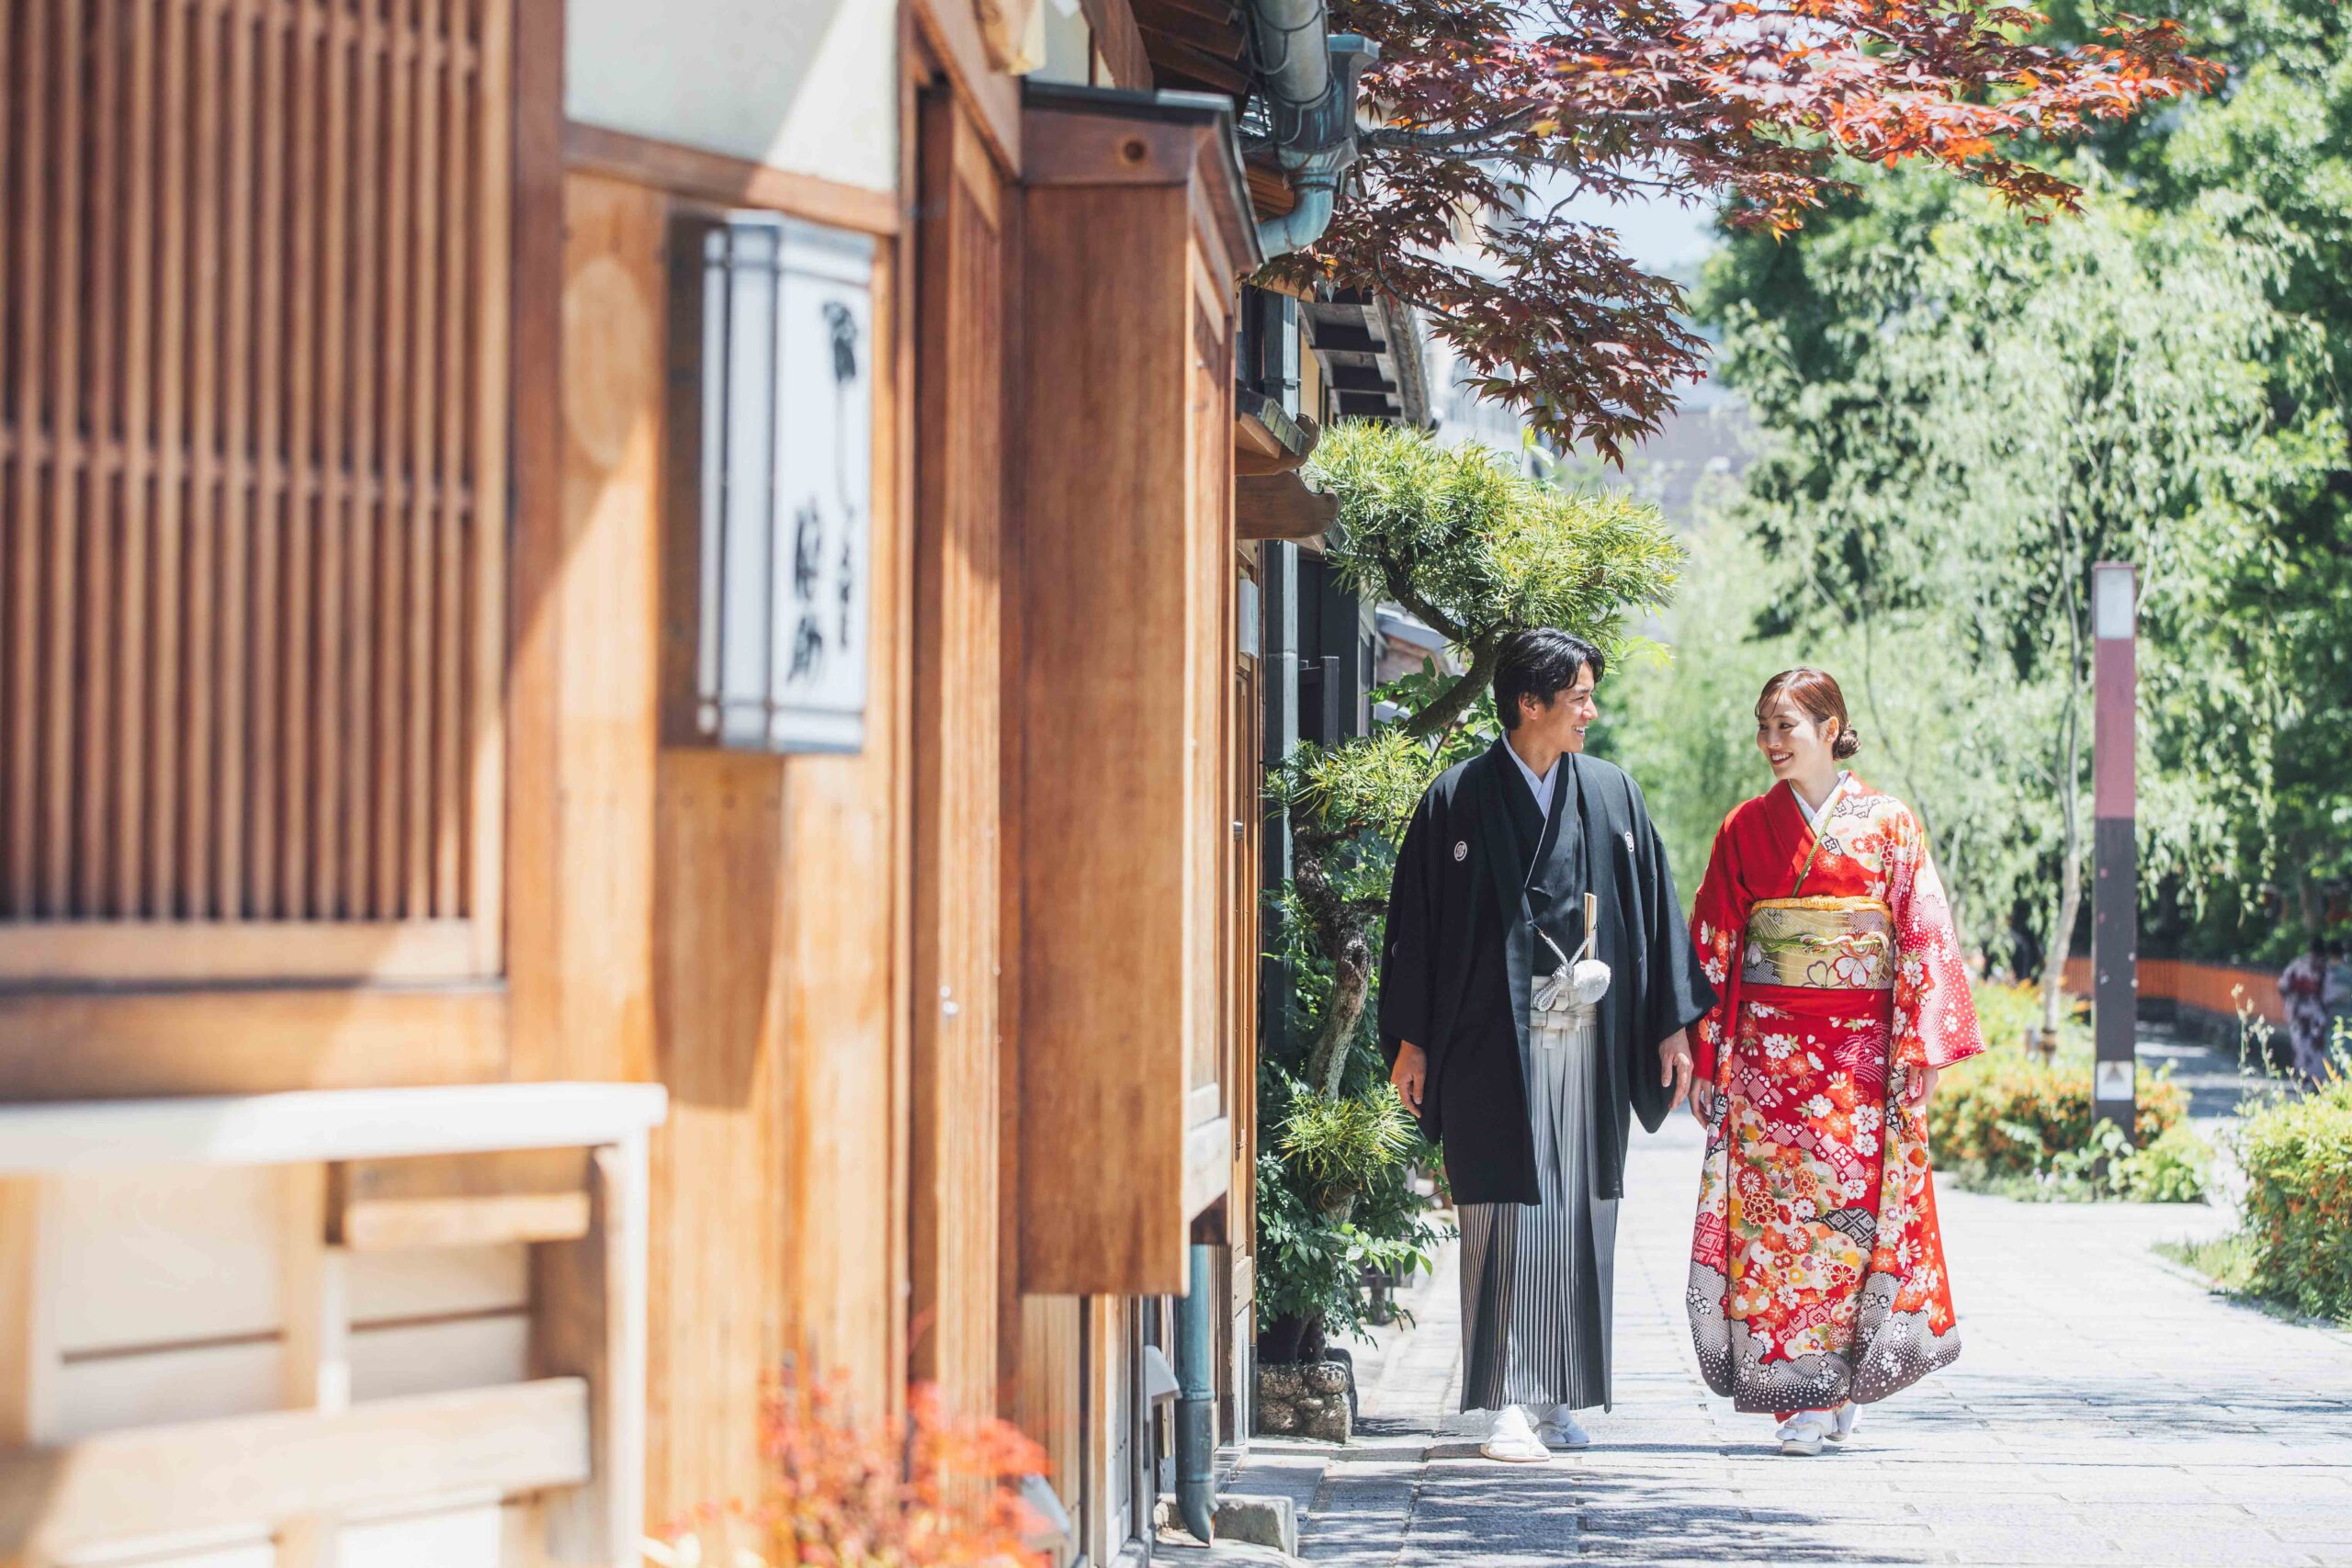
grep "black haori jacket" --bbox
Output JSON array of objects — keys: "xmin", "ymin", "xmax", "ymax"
[{"xmin": 1378, "ymin": 741, "xmax": 1715, "ymax": 1205}]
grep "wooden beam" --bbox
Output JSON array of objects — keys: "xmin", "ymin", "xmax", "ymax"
[
  {"xmin": 970, "ymin": 0, "xmax": 1045, "ymax": 73},
  {"xmin": 1181, "ymin": 1117, "xmax": 1232, "ymax": 1220},
  {"xmin": 278, "ymin": 1163, "xmax": 350, "ymax": 1568},
  {"xmin": 532, "ymin": 1140, "xmax": 649, "ymax": 1565},
  {"xmin": 1132, "ymin": 26, "xmax": 1250, "ymax": 96},
  {"xmin": 1129, "ymin": 0, "xmax": 1238, "ymax": 29},
  {"xmin": 1018, "ymin": 90, "xmax": 1248, "ymax": 1297},
  {"xmin": 1126, "ymin": 0, "xmax": 1241, "ymax": 62},
  {"xmin": 281, "ymin": 1167, "xmax": 353, "ymax": 1415},
  {"xmin": 0, "ymin": 919, "xmax": 481, "ymax": 986},
  {"xmin": 1235, "ymin": 402, "xmax": 1316, "ymax": 477},
  {"xmin": 1080, "ymin": 0, "xmax": 1155, "ymax": 89},
  {"xmin": 1244, "ymin": 160, "xmax": 1295, "ymax": 219},
  {"xmin": 0, "ymin": 987, "xmax": 509, "ymax": 1102},
  {"xmin": 0, "ymin": 1181, "xmax": 55, "ymax": 1450},
  {"xmin": 0, "ymin": 1084, "xmax": 667, "ymax": 1175},
  {"xmin": 561, "ymin": 123, "xmax": 901, "ymax": 236},
  {"xmin": 907, "ymin": 0, "xmax": 1023, "ymax": 171},
  {"xmin": 333, "ymin": 1149, "xmax": 594, "ymax": 1250},
  {"xmin": 1241, "ymin": 474, "xmax": 1336, "ymax": 543},
  {"xmin": 504, "ymin": 0, "xmax": 568, "ymax": 1084},
  {"xmin": 0, "ymin": 1379, "xmax": 591, "ymax": 1562}
]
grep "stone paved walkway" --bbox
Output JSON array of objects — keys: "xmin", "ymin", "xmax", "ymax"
[{"xmin": 1237, "ymin": 1080, "xmax": 2352, "ymax": 1567}]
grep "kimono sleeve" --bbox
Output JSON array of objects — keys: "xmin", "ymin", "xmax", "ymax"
[
  {"xmin": 1630, "ymin": 777, "xmax": 1716, "ymax": 1054},
  {"xmin": 1376, "ymin": 785, "xmax": 1441, "ymax": 1072},
  {"xmin": 1888, "ymin": 805, "xmax": 1985, "ymax": 1071},
  {"xmin": 1687, "ymin": 812, "xmax": 1744, "ymax": 1084}
]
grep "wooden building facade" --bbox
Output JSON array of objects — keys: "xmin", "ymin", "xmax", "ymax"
[{"xmin": 0, "ymin": 0, "xmax": 1403, "ymax": 1564}]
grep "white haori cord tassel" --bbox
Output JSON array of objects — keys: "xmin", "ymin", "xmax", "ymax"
[{"xmin": 1532, "ymin": 892, "xmax": 1611, "ymax": 1050}]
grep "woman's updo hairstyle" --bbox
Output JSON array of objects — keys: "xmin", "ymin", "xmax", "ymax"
[{"xmin": 1757, "ymin": 667, "xmax": 1862, "ymax": 761}]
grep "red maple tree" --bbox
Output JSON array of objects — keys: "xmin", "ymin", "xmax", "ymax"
[{"xmin": 1276, "ymin": 0, "xmax": 2220, "ymax": 459}]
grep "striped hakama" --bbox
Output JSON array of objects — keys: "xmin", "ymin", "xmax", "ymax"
[{"xmin": 1456, "ymin": 999, "xmax": 1617, "ymax": 1413}]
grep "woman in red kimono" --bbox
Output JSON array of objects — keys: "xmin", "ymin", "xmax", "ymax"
[{"xmin": 1685, "ymin": 668, "xmax": 1984, "ymax": 1455}]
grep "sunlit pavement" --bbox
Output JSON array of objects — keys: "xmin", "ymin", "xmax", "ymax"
[{"xmin": 1234, "ymin": 1043, "xmax": 2352, "ymax": 1567}]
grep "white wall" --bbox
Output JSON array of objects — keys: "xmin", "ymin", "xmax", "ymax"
[
  {"xmin": 1034, "ymin": 0, "xmax": 1091, "ymax": 85},
  {"xmin": 566, "ymin": 0, "xmax": 898, "ymax": 192}
]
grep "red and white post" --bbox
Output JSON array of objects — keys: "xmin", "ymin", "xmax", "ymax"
[{"xmin": 2091, "ymin": 561, "xmax": 2139, "ymax": 1136}]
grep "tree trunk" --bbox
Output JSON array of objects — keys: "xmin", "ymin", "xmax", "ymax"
[
  {"xmin": 1401, "ymin": 633, "xmax": 1499, "ymax": 739},
  {"xmin": 2039, "ymin": 824, "xmax": 2084, "ymax": 1040},
  {"xmin": 1304, "ymin": 927, "xmax": 1374, "ymax": 1102},
  {"xmin": 2039, "ymin": 655, "xmax": 2088, "ymax": 1040},
  {"xmin": 1291, "ymin": 819, "xmax": 1377, "ymax": 1101}
]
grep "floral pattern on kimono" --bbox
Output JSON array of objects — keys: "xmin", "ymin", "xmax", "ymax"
[{"xmin": 1685, "ymin": 776, "xmax": 1984, "ymax": 1415}]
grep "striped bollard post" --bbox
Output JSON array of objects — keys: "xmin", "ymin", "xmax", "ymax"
[{"xmin": 2091, "ymin": 561, "xmax": 2138, "ymax": 1139}]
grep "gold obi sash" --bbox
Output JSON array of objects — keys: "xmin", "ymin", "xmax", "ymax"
[{"xmin": 1741, "ymin": 896, "xmax": 1896, "ymax": 991}]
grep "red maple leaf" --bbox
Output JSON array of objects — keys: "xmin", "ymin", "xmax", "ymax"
[{"xmin": 1265, "ymin": 0, "xmax": 2219, "ymax": 462}]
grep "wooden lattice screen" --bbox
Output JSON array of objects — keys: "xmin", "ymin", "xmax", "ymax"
[{"xmin": 0, "ymin": 0, "xmax": 511, "ymax": 984}]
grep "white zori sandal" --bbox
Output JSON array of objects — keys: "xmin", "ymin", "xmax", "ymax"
[
  {"xmin": 1830, "ymin": 1401, "xmax": 1858, "ymax": 1443},
  {"xmin": 1481, "ymin": 1405, "xmax": 1553, "ymax": 1463},
  {"xmin": 1537, "ymin": 1405, "xmax": 1591, "ymax": 1450},
  {"xmin": 1776, "ymin": 1409, "xmax": 1836, "ymax": 1456}
]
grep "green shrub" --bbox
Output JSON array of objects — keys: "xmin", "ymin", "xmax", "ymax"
[
  {"xmin": 2126, "ymin": 1120, "xmax": 2213, "ymax": 1204},
  {"xmin": 1968, "ymin": 978, "xmax": 2090, "ymax": 1056},
  {"xmin": 2028, "ymin": 1118, "xmax": 2210, "ymax": 1202},
  {"xmin": 1928, "ymin": 1023, "xmax": 2202, "ymax": 1201},
  {"xmin": 2237, "ymin": 1077, "xmax": 2352, "ymax": 1324},
  {"xmin": 1930, "ymin": 1050, "xmax": 2188, "ymax": 1180},
  {"xmin": 1254, "ymin": 1145, "xmax": 1442, "ymax": 1344},
  {"xmin": 1279, "ymin": 1083, "xmax": 1415, "ymax": 1215}
]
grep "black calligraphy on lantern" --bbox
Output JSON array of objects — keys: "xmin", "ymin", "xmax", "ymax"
[{"xmin": 790, "ymin": 498, "xmax": 825, "ymax": 680}]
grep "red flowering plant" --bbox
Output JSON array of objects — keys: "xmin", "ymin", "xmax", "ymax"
[
  {"xmin": 1276, "ymin": 0, "xmax": 2222, "ymax": 461},
  {"xmin": 645, "ymin": 1364, "xmax": 1050, "ymax": 1568}
]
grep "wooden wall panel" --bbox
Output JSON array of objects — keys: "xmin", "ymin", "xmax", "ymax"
[
  {"xmin": 0, "ymin": 0, "xmax": 510, "ymax": 981},
  {"xmin": 909, "ymin": 88, "xmax": 1007, "ymax": 1418},
  {"xmin": 645, "ymin": 750, "xmax": 783, "ymax": 1527},
  {"xmin": 1016, "ymin": 95, "xmax": 1248, "ymax": 1295},
  {"xmin": 1016, "ymin": 182, "xmax": 1191, "ymax": 1297},
  {"xmin": 549, "ymin": 150, "xmax": 910, "ymax": 1519},
  {"xmin": 1013, "ymin": 1295, "xmax": 1081, "ymax": 1562},
  {"xmin": 535, "ymin": 171, "xmax": 663, "ymax": 1089},
  {"xmin": 775, "ymin": 749, "xmax": 904, "ymax": 1413},
  {"xmin": 1224, "ymin": 549, "xmax": 1261, "ymax": 1431},
  {"xmin": 1081, "ymin": 1295, "xmax": 1141, "ymax": 1567},
  {"xmin": 1185, "ymin": 258, "xmax": 1233, "ymax": 1108}
]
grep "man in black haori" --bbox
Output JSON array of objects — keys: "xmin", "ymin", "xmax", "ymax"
[{"xmin": 1381, "ymin": 629, "xmax": 1714, "ymax": 1461}]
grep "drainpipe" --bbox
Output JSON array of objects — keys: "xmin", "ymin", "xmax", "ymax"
[
  {"xmin": 1176, "ymin": 1243, "xmax": 1216, "ymax": 1542},
  {"xmin": 1243, "ymin": 0, "xmax": 1378, "ymax": 257}
]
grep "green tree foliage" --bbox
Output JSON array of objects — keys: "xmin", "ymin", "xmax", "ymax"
[
  {"xmin": 1283, "ymin": 0, "xmax": 2213, "ymax": 458},
  {"xmin": 1687, "ymin": 166, "xmax": 2338, "ymax": 1015},
  {"xmin": 1588, "ymin": 515, "xmax": 1793, "ymax": 905},
  {"xmin": 1309, "ymin": 421, "xmax": 1686, "ymax": 739},
  {"xmin": 2096, "ymin": 0, "xmax": 2352, "ymax": 945},
  {"xmin": 1657, "ymin": 0, "xmax": 2352, "ymax": 981}
]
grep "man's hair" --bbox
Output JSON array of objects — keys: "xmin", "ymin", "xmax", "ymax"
[{"xmin": 1492, "ymin": 628, "xmax": 1604, "ymax": 731}]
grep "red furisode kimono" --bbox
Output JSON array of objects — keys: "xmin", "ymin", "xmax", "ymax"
[{"xmin": 1685, "ymin": 775, "xmax": 1984, "ymax": 1416}]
